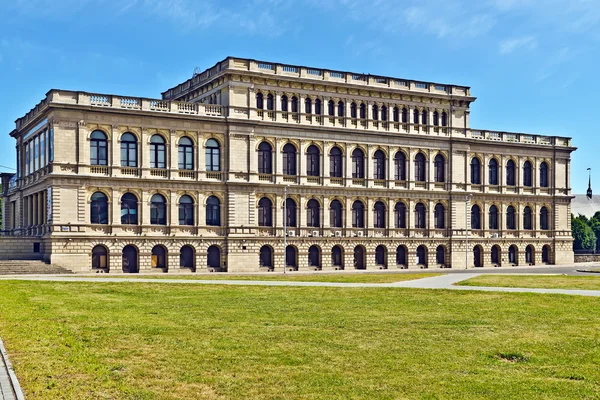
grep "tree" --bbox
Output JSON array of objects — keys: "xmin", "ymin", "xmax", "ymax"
[
  {"xmin": 572, "ymin": 216, "xmax": 596, "ymax": 251},
  {"xmin": 590, "ymin": 217, "xmax": 600, "ymax": 252}
]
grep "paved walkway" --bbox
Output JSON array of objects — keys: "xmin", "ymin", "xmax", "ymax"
[
  {"xmin": 0, "ymin": 338, "xmax": 23, "ymax": 400},
  {"xmin": 2, "ymin": 273, "xmax": 600, "ymax": 297}
]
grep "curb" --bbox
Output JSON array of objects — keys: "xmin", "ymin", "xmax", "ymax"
[{"xmin": 0, "ymin": 337, "xmax": 24, "ymax": 400}]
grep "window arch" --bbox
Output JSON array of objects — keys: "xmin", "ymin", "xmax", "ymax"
[
  {"xmin": 330, "ymin": 200, "xmax": 343, "ymax": 228},
  {"xmin": 489, "ymin": 205, "xmax": 499, "ymax": 230},
  {"xmin": 206, "ymin": 196, "xmax": 221, "ymax": 226},
  {"xmin": 285, "ymin": 198, "xmax": 297, "ymax": 228},
  {"xmin": 259, "ymin": 245, "xmax": 273, "ymax": 268},
  {"xmin": 415, "ymin": 203, "xmax": 426, "ymax": 229},
  {"xmin": 266, "ymin": 94, "xmax": 274, "ymax": 110},
  {"xmin": 433, "ymin": 111, "xmax": 439, "ymax": 126},
  {"xmin": 396, "ymin": 245, "xmax": 407, "ymax": 267},
  {"xmin": 350, "ymin": 102, "xmax": 357, "ymax": 118},
  {"xmin": 523, "ymin": 206, "xmax": 532, "ymax": 230},
  {"xmin": 90, "ymin": 130, "xmax": 108, "ymax": 166},
  {"xmin": 434, "ymin": 203, "xmax": 445, "ymax": 229},
  {"xmin": 90, "ymin": 192, "xmax": 108, "ymax": 224},
  {"xmin": 508, "ymin": 245, "xmax": 518, "ymax": 265},
  {"xmin": 307, "ymin": 199, "xmax": 320, "ymax": 228},
  {"xmin": 375, "ymin": 245, "xmax": 386, "ymax": 266},
  {"xmin": 393, "ymin": 107, "xmax": 399, "ymax": 122},
  {"xmin": 178, "ymin": 136, "xmax": 194, "ymax": 170},
  {"xmin": 328, "ymin": 100, "xmax": 335, "ymax": 116},
  {"xmin": 523, "ymin": 160, "xmax": 533, "ymax": 187},
  {"xmin": 150, "ymin": 194, "xmax": 167, "ymax": 225},
  {"xmin": 291, "ymin": 96, "xmax": 298, "ymax": 113},
  {"xmin": 488, "ymin": 159, "xmax": 499, "ymax": 185},
  {"xmin": 395, "ymin": 152, "xmax": 406, "ymax": 181},
  {"xmin": 315, "ymin": 98, "xmax": 322, "ymax": 115},
  {"xmin": 402, "ymin": 107, "xmax": 408, "ymax": 123},
  {"xmin": 120, "ymin": 132, "xmax": 137, "ymax": 167},
  {"xmin": 332, "ymin": 245, "xmax": 343, "ymax": 268},
  {"xmin": 540, "ymin": 206, "xmax": 549, "ymax": 230},
  {"xmin": 373, "ymin": 150, "xmax": 385, "ymax": 180},
  {"xmin": 256, "ymin": 92, "xmax": 264, "ymax": 109},
  {"xmin": 414, "ymin": 153, "xmax": 426, "ymax": 182},
  {"xmin": 416, "ymin": 245, "xmax": 427, "ymax": 266},
  {"xmin": 434, "ymin": 154, "xmax": 445, "ymax": 183},
  {"xmin": 286, "ymin": 245, "xmax": 297, "ymax": 268},
  {"xmin": 151, "ymin": 245, "xmax": 167, "ymax": 269},
  {"xmin": 436, "ymin": 245, "xmax": 445, "ymax": 265},
  {"xmin": 374, "ymin": 201, "xmax": 386, "ymax": 228},
  {"xmin": 205, "ymin": 139, "xmax": 220, "ymax": 172},
  {"xmin": 395, "ymin": 202, "xmax": 406, "ymax": 228},
  {"xmin": 372, "ymin": 105, "xmax": 379, "ymax": 120},
  {"xmin": 359, "ymin": 103, "xmax": 366, "ymax": 119},
  {"xmin": 526, "ymin": 245, "xmax": 534, "ymax": 264},
  {"xmin": 330, "ymin": 146, "xmax": 343, "ymax": 178},
  {"xmin": 178, "ymin": 195, "xmax": 194, "ymax": 226},
  {"xmin": 540, "ymin": 162, "xmax": 549, "ymax": 188},
  {"xmin": 506, "ymin": 160, "xmax": 516, "ymax": 186},
  {"xmin": 470, "ymin": 157, "xmax": 481, "ymax": 184},
  {"xmin": 308, "ymin": 245, "xmax": 321, "ymax": 267},
  {"xmin": 413, "ymin": 109, "xmax": 420, "ymax": 124},
  {"xmin": 120, "ymin": 193, "xmax": 138, "ymax": 225},
  {"xmin": 381, "ymin": 105, "xmax": 387, "ymax": 121},
  {"xmin": 258, "ymin": 197, "xmax": 273, "ymax": 227},
  {"xmin": 441, "ymin": 111, "xmax": 448, "ymax": 126},
  {"xmin": 506, "ymin": 206, "xmax": 516, "ymax": 230},
  {"xmin": 281, "ymin": 95, "xmax": 288, "ymax": 112},
  {"xmin": 542, "ymin": 245, "xmax": 550, "ymax": 263},
  {"xmin": 150, "ymin": 135, "xmax": 166, "ymax": 169},
  {"xmin": 337, "ymin": 101, "xmax": 344, "ymax": 117},
  {"xmin": 305, "ymin": 97, "xmax": 312, "ymax": 114},
  {"xmin": 92, "ymin": 245, "xmax": 108, "ymax": 269},
  {"xmin": 352, "ymin": 148, "xmax": 365, "ymax": 178},
  {"xmin": 471, "ymin": 205, "xmax": 481, "ymax": 230},
  {"xmin": 258, "ymin": 142, "xmax": 273, "ymax": 174},
  {"xmin": 491, "ymin": 245, "xmax": 501, "ymax": 265},
  {"xmin": 180, "ymin": 245, "xmax": 195, "ymax": 269},
  {"xmin": 282, "ymin": 143, "xmax": 297, "ymax": 176},
  {"xmin": 421, "ymin": 110, "xmax": 428, "ymax": 125},
  {"xmin": 306, "ymin": 145, "xmax": 320, "ymax": 177},
  {"xmin": 352, "ymin": 200, "xmax": 365, "ymax": 228}
]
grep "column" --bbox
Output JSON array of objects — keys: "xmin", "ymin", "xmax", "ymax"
[
  {"xmin": 112, "ymin": 189, "xmax": 122, "ymax": 226},
  {"xmin": 322, "ymin": 196, "xmax": 330, "ymax": 230},
  {"xmin": 366, "ymin": 144, "xmax": 374, "ymax": 187},
  {"xmin": 170, "ymin": 191, "xmax": 178, "ymax": 229},
  {"xmin": 388, "ymin": 146, "xmax": 395, "ymax": 187},
  {"xmin": 249, "ymin": 135, "xmax": 258, "ymax": 182},
  {"xmin": 299, "ymin": 140, "xmax": 307, "ymax": 185},
  {"xmin": 197, "ymin": 134, "xmax": 205, "ymax": 179},
  {"xmin": 367, "ymin": 198, "xmax": 374, "ymax": 230},
  {"xmin": 323, "ymin": 142, "xmax": 330, "ymax": 185},
  {"xmin": 345, "ymin": 143, "xmax": 352, "ymax": 186},
  {"xmin": 299, "ymin": 195, "xmax": 307, "ymax": 232},
  {"xmin": 111, "ymin": 125, "xmax": 120, "ymax": 169},
  {"xmin": 140, "ymin": 128, "xmax": 148, "ymax": 177},
  {"xmin": 275, "ymin": 138, "xmax": 283, "ymax": 183}
]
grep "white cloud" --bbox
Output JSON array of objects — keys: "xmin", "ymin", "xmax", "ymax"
[{"xmin": 499, "ymin": 36, "xmax": 538, "ymax": 54}]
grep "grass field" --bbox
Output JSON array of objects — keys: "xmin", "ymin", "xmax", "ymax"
[
  {"xmin": 79, "ymin": 272, "xmax": 441, "ymax": 284},
  {"xmin": 457, "ymin": 274, "xmax": 600, "ymax": 290},
  {"xmin": 1, "ymin": 281, "xmax": 600, "ymax": 399}
]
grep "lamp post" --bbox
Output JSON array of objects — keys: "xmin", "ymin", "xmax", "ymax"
[
  {"xmin": 283, "ymin": 185, "xmax": 288, "ymax": 274},
  {"xmin": 465, "ymin": 194, "xmax": 472, "ymax": 270}
]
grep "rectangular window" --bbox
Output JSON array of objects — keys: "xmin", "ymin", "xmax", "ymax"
[
  {"xmin": 40, "ymin": 132, "xmax": 45, "ymax": 168},
  {"xmin": 25, "ymin": 144, "xmax": 30, "ymax": 176},
  {"xmin": 34, "ymin": 136, "xmax": 39, "ymax": 171},
  {"xmin": 415, "ymin": 82, "xmax": 428, "ymax": 89}
]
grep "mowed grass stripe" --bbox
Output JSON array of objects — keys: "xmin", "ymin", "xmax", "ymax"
[
  {"xmin": 457, "ymin": 274, "xmax": 600, "ymax": 290},
  {"xmin": 0, "ymin": 282, "xmax": 598, "ymax": 399}
]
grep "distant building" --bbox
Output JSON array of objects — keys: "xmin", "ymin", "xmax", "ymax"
[
  {"xmin": 1, "ymin": 57, "xmax": 576, "ymax": 272},
  {"xmin": 571, "ymin": 195, "xmax": 600, "ymax": 218}
]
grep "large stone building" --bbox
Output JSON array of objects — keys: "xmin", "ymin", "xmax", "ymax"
[{"xmin": 0, "ymin": 57, "xmax": 575, "ymax": 272}]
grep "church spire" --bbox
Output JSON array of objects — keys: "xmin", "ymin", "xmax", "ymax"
[{"xmin": 587, "ymin": 168, "xmax": 593, "ymax": 200}]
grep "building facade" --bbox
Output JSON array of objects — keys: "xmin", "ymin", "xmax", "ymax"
[{"xmin": 0, "ymin": 57, "xmax": 575, "ymax": 273}]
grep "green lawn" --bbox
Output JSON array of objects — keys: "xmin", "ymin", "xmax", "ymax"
[
  {"xmin": 457, "ymin": 274, "xmax": 600, "ymax": 290},
  {"xmin": 1, "ymin": 282, "xmax": 600, "ymax": 399},
  {"xmin": 80, "ymin": 272, "xmax": 441, "ymax": 284}
]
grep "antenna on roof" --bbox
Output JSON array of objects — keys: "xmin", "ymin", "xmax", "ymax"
[{"xmin": 193, "ymin": 67, "xmax": 202, "ymax": 77}]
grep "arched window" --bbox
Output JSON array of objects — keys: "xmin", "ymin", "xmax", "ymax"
[
  {"xmin": 542, "ymin": 245, "xmax": 550, "ymax": 263},
  {"xmin": 291, "ymin": 96, "xmax": 298, "ymax": 113},
  {"xmin": 258, "ymin": 142, "xmax": 273, "ymax": 174},
  {"xmin": 506, "ymin": 160, "xmax": 516, "ymax": 186},
  {"xmin": 393, "ymin": 107, "xmax": 399, "ymax": 122},
  {"xmin": 374, "ymin": 150, "xmax": 385, "ymax": 180},
  {"xmin": 421, "ymin": 110, "xmax": 428, "ymax": 125},
  {"xmin": 308, "ymin": 245, "xmax": 320, "ymax": 267},
  {"xmin": 354, "ymin": 246, "xmax": 366, "ymax": 269},
  {"xmin": 471, "ymin": 205, "xmax": 481, "ymax": 230},
  {"xmin": 151, "ymin": 246, "xmax": 167, "ymax": 269},
  {"xmin": 306, "ymin": 145, "xmax": 320, "ymax": 177},
  {"xmin": 508, "ymin": 245, "xmax": 518, "ymax": 265},
  {"xmin": 178, "ymin": 137, "xmax": 194, "ymax": 170},
  {"xmin": 414, "ymin": 153, "xmax": 426, "ymax": 182},
  {"xmin": 489, "ymin": 205, "xmax": 499, "ymax": 230},
  {"xmin": 523, "ymin": 160, "xmax": 533, "ymax": 187},
  {"xmin": 417, "ymin": 245, "xmax": 427, "ymax": 266},
  {"xmin": 178, "ymin": 195, "xmax": 194, "ymax": 226},
  {"xmin": 352, "ymin": 148, "xmax": 365, "ymax": 178},
  {"xmin": 395, "ymin": 202, "xmax": 406, "ymax": 228},
  {"xmin": 120, "ymin": 132, "xmax": 137, "ymax": 167},
  {"xmin": 402, "ymin": 107, "xmax": 408, "ymax": 123},
  {"xmin": 372, "ymin": 105, "xmax": 379, "ymax": 120},
  {"xmin": 315, "ymin": 98, "xmax": 322, "ymax": 115},
  {"xmin": 441, "ymin": 112, "xmax": 448, "ymax": 126},
  {"xmin": 328, "ymin": 100, "xmax": 335, "ymax": 116},
  {"xmin": 540, "ymin": 207, "xmax": 549, "ymax": 230},
  {"xmin": 92, "ymin": 245, "xmax": 108, "ymax": 269},
  {"xmin": 396, "ymin": 246, "xmax": 407, "ymax": 266},
  {"xmin": 526, "ymin": 245, "xmax": 534, "ymax": 264},
  {"xmin": 413, "ymin": 109, "xmax": 420, "ymax": 124},
  {"xmin": 434, "ymin": 154, "xmax": 445, "ymax": 183},
  {"xmin": 523, "ymin": 206, "xmax": 532, "ymax": 230},
  {"xmin": 488, "ymin": 159, "xmax": 499, "ymax": 185},
  {"xmin": 491, "ymin": 245, "xmax": 501, "ymax": 265},
  {"xmin": 286, "ymin": 246, "xmax": 297, "ymax": 268},
  {"xmin": 434, "ymin": 203, "xmax": 445, "ymax": 229},
  {"xmin": 256, "ymin": 92, "xmax": 264, "ymax": 109},
  {"xmin": 473, "ymin": 245, "xmax": 482, "ymax": 268},
  {"xmin": 258, "ymin": 197, "xmax": 272, "ymax": 227},
  {"xmin": 90, "ymin": 192, "xmax": 108, "ymax": 224},
  {"xmin": 506, "ymin": 206, "xmax": 516, "ymax": 230},
  {"xmin": 436, "ymin": 246, "xmax": 445, "ymax": 265},
  {"xmin": 206, "ymin": 196, "xmax": 220, "ymax": 226},
  {"xmin": 332, "ymin": 246, "xmax": 343, "ymax": 267},
  {"xmin": 281, "ymin": 95, "xmax": 288, "ymax": 112},
  {"xmin": 150, "ymin": 194, "xmax": 167, "ymax": 225},
  {"xmin": 205, "ymin": 139, "xmax": 220, "ymax": 172},
  {"xmin": 285, "ymin": 198, "xmax": 297, "ymax": 227},
  {"xmin": 540, "ymin": 162, "xmax": 549, "ymax": 188},
  {"xmin": 259, "ymin": 245, "xmax": 273, "ymax": 268},
  {"xmin": 433, "ymin": 111, "xmax": 439, "ymax": 126},
  {"xmin": 375, "ymin": 245, "xmax": 386, "ymax": 266},
  {"xmin": 282, "ymin": 143, "xmax": 297, "ymax": 176},
  {"xmin": 90, "ymin": 130, "xmax": 108, "ymax": 166},
  {"xmin": 150, "ymin": 135, "xmax": 166, "ymax": 169},
  {"xmin": 359, "ymin": 103, "xmax": 366, "ymax": 119},
  {"xmin": 307, "ymin": 199, "xmax": 320, "ymax": 228},
  {"xmin": 395, "ymin": 152, "xmax": 406, "ymax": 181},
  {"xmin": 381, "ymin": 105, "xmax": 387, "ymax": 121},
  {"xmin": 415, "ymin": 203, "xmax": 426, "ymax": 229},
  {"xmin": 374, "ymin": 201, "xmax": 386, "ymax": 228},
  {"xmin": 330, "ymin": 146, "xmax": 343, "ymax": 178},
  {"xmin": 305, "ymin": 98, "xmax": 312, "ymax": 114},
  {"xmin": 350, "ymin": 102, "xmax": 357, "ymax": 118},
  {"xmin": 352, "ymin": 201, "xmax": 365, "ymax": 228},
  {"xmin": 330, "ymin": 200, "xmax": 343, "ymax": 228},
  {"xmin": 180, "ymin": 245, "xmax": 195, "ymax": 269},
  {"xmin": 337, "ymin": 101, "xmax": 344, "ymax": 117},
  {"xmin": 120, "ymin": 193, "xmax": 138, "ymax": 225},
  {"xmin": 470, "ymin": 157, "xmax": 481, "ymax": 184},
  {"xmin": 266, "ymin": 94, "xmax": 274, "ymax": 110},
  {"xmin": 122, "ymin": 245, "xmax": 139, "ymax": 273}
]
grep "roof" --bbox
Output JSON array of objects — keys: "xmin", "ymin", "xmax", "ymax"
[{"xmin": 572, "ymin": 194, "xmax": 600, "ymax": 218}]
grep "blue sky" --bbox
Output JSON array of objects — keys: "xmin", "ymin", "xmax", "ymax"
[{"xmin": 0, "ymin": 0, "xmax": 598, "ymax": 192}]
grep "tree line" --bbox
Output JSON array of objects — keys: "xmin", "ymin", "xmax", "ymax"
[{"xmin": 572, "ymin": 213, "xmax": 600, "ymax": 252}]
